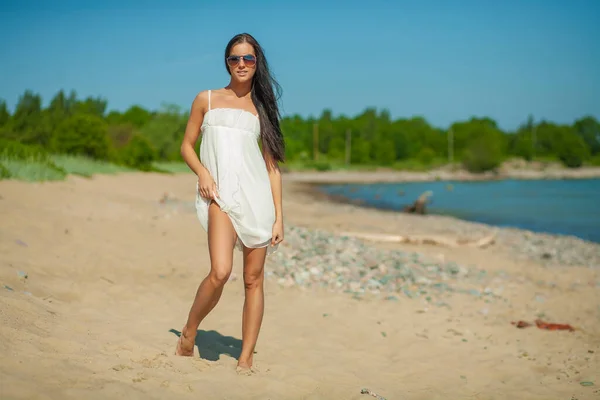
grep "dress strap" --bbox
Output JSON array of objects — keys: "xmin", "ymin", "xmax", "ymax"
[{"xmin": 208, "ymin": 90, "xmax": 211, "ymax": 110}]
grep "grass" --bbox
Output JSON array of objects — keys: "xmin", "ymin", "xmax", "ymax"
[
  {"xmin": 0, "ymin": 152, "xmax": 194, "ymax": 183},
  {"xmin": 0, "ymin": 156, "xmax": 67, "ymax": 182},
  {"xmin": 151, "ymin": 161, "xmax": 192, "ymax": 174},
  {"xmin": 0, "ymin": 154, "xmax": 171, "ymax": 182},
  {"xmin": 50, "ymin": 154, "xmax": 136, "ymax": 177},
  {"xmin": 283, "ymin": 158, "xmax": 449, "ymax": 172},
  {"xmin": 0, "ymin": 153, "xmax": 452, "ymax": 183},
  {"xmin": 0, "ymin": 139, "xmax": 191, "ymax": 182},
  {"xmin": 0, "ymin": 139, "xmax": 140, "ymax": 182}
]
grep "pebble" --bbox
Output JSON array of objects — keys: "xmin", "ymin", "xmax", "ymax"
[
  {"xmin": 267, "ymin": 225, "xmax": 501, "ymax": 301},
  {"xmin": 500, "ymin": 229, "xmax": 600, "ymax": 268}
]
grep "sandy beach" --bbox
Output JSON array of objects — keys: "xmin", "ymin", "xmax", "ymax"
[{"xmin": 1, "ymin": 171, "xmax": 599, "ymax": 400}]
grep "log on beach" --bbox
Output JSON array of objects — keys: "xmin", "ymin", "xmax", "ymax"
[
  {"xmin": 402, "ymin": 190, "xmax": 433, "ymax": 214},
  {"xmin": 340, "ymin": 230, "xmax": 498, "ymax": 248}
]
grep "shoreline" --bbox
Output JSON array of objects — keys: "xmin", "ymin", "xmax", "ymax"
[
  {"xmin": 282, "ymin": 166, "xmax": 600, "ymax": 185},
  {"xmin": 285, "ymin": 178, "xmax": 600, "ymax": 269},
  {"xmin": 282, "ymin": 168, "xmax": 600, "ymax": 245},
  {"xmin": 303, "ymin": 182, "xmax": 600, "ymax": 245}
]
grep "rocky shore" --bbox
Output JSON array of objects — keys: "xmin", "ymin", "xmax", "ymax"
[
  {"xmin": 281, "ymin": 171, "xmax": 600, "ymax": 270},
  {"xmin": 267, "ymin": 224, "xmax": 508, "ymax": 305}
]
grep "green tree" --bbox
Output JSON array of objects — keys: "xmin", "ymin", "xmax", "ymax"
[
  {"xmin": 140, "ymin": 104, "xmax": 187, "ymax": 160},
  {"xmin": 573, "ymin": 116, "xmax": 600, "ymax": 155},
  {"xmin": 2, "ymin": 87, "xmax": 596, "ymax": 172},
  {"xmin": 0, "ymin": 100, "xmax": 9, "ymax": 127},
  {"xmin": 553, "ymin": 125, "xmax": 590, "ymax": 168},
  {"xmin": 8, "ymin": 90, "xmax": 43, "ymax": 143},
  {"xmin": 121, "ymin": 105, "xmax": 153, "ymax": 128},
  {"xmin": 451, "ymin": 117, "xmax": 506, "ymax": 172}
]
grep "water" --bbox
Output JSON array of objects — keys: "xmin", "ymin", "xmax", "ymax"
[{"xmin": 318, "ymin": 179, "xmax": 600, "ymax": 243}]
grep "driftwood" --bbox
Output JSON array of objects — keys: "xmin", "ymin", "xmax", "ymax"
[
  {"xmin": 360, "ymin": 388, "xmax": 388, "ymax": 400},
  {"xmin": 341, "ymin": 230, "xmax": 497, "ymax": 248},
  {"xmin": 402, "ymin": 190, "xmax": 433, "ymax": 214}
]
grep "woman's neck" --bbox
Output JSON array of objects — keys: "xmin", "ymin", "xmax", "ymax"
[{"xmin": 226, "ymin": 80, "xmax": 252, "ymax": 98}]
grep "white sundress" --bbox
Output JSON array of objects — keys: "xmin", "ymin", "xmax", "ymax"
[{"xmin": 195, "ymin": 90, "xmax": 279, "ymax": 255}]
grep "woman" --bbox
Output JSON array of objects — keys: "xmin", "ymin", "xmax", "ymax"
[{"xmin": 176, "ymin": 33, "xmax": 285, "ymax": 374}]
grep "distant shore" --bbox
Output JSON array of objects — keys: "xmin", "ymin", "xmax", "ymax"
[{"xmin": 283, "ymin": 165, "xmax": 600, "ymax": 185}]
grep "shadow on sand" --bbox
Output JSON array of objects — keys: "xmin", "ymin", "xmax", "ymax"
[{"xmin": 169, "ymin": 328, "xmax": 242, "ymax": 361}]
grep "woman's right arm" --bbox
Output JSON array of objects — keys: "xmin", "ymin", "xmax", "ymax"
[{"xmin": 180, "ymin": 91, "xmax": 218, "ymax": 199}]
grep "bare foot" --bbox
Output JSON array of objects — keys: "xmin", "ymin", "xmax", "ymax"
[
  {"xmin": 236, "ymin": 356, "xmax": 256, "ymax": 375},
  {"xmin": 235, "ymin": 365, "xmax": 253, "ymax": 376},
  {"xmin": 175, "ymin": 327, "xmax": 195, "ymax": 357}
]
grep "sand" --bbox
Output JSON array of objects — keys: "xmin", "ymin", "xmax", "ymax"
[{"xmin": 1, "ymin": 172, "xmax": 599, "ymax": 400}]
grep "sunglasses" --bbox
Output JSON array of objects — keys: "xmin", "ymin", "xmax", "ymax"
[{"xmin": 226, "ymin": 54, "xmax": 257, "ymax": 67}]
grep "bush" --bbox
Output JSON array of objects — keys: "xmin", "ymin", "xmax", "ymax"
[
  {"xmin": 417, "ymin": 147, "xmax": 436, "ymax": 165},
  {"xmin": 0, "ymin": 138, "xmax": 50, "ymax": 162},
  {"xmin": 118, "ymin": 134, "xmax": 158, "ymax": 171},
  {"xmin": 0, "ymin": 163, "xmax": 10, "ymax": 179},
  {"xmin": 307, "ymin": 160, "xmax": 332, "ymax": 171},
  {"xmin": 50, "ymin": 114, "xmax": 112, "ymax": 160},
  {"xmin": 462, "ymin": 136, "xmax": 504, "ymax": 172},
  {"xmin": 0, "ymin": 140, "xmax": 67, "ymax": 181},
  {"xmin": 108, "ymin": 123, "xmax": 137, "ymax": 149},
  {"xmin": 555, "ymin": 131, "xmax": 590, "ymax": 168},
  {"xmin": 589, "ymin": 154, "xmax": 600, "ymax": 166}
]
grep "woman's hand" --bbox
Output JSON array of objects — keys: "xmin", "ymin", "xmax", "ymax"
[
  {"xmin": 271, "ymin": 219, "xmax": 284, "ymax": 247},
  {"xmin": 197, "ymin": 170, "xmax": 218, "ymax": 200}
]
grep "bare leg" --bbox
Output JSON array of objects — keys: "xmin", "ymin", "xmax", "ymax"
[
  {"xmin": 237, "ymin": 245, "xmax": 267, "ymax": 371},
  {"xmin": 176, "ymin": 201, "xmax": 237, "ymax": 356}
]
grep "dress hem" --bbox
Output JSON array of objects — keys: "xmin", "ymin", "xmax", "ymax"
[{"xmin": 195, "ymin": 192, "xmax": 279, "ymax": 256}]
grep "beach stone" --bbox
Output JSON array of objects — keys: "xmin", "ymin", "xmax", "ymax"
[
  {"xmin": 416, "ymin": 276, "xmax": 432, "ymax": 285},
  {"xmin": 267, "ymin": 224, "xmax": 502, "ymax": 302}
]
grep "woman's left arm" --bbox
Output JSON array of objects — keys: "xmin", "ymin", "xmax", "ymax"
[{"xmin": 263, "ymin": 148, "xmax": 284, "ymax": 247}]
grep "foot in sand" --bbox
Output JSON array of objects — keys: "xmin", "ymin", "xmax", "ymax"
[
  {"xmin": 175, "ymin": 327, "xmax": 195, "ymax": 357},
  {"xmin": 236, "ymin": 356, "xmax": 256, "ymax": 375}
]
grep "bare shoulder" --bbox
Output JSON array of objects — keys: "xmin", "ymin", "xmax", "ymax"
[
  {"xmin": 191, "ymin": 90, "xmax": 210, "ymax": 110},
  {"xmin": 207, "ymin": 87, "xmax": 230, "ymax": 102}
]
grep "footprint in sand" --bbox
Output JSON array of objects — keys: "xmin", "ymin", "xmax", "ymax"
[
  {"xmin": 191, "ymin": 358, "xmax": 211, "ymax": 372},
  {"xmin": 111, "ymin": 364, "xmax": 133, "ymax": 372},
  {"xmin": 133, "ymin": 352, "xmax": 175, "ymax": 370},
  {"xmin": 132, "ymin": 372, "xmax": 147, "ymax": 383}
]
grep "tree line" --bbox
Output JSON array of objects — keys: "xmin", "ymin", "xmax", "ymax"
[{"xmin": 1, "ymin": 89, "xmax": 599, "ymax": 172}]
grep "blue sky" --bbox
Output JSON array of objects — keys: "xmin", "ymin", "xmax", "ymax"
[{"xmin": 1, "ymin": 0, "xmax": 598, "ymax": 131}]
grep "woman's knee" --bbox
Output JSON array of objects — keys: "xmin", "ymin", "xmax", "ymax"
[
  {"xmin": 209, "ymin": 263, "xmax": 232, "ymax": 287},
  {"xmin": 243, "ymin": 269, "xmax": 264, "ymax": 290}
]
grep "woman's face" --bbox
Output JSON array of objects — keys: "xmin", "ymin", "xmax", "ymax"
[{"xmin": 226, "ymin": 42, "xmax": 257, "ymax": 84}]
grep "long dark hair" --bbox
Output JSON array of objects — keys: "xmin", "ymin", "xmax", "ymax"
[{"xmin": 224, "ymin": 33, "xmax": 285, "ymax": 164}]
